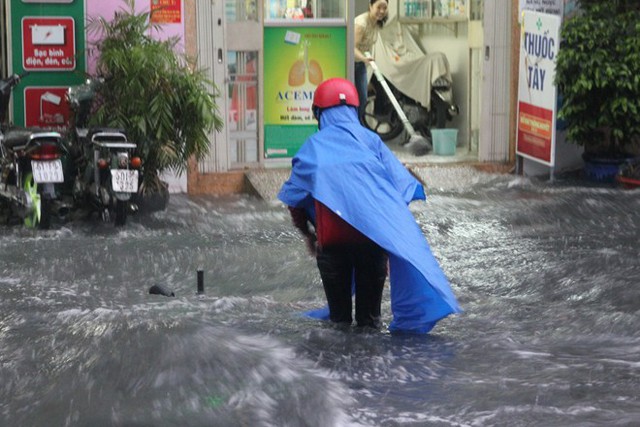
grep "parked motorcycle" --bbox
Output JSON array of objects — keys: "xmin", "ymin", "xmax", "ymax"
[
  {"xmin": 0, "ymin": 73, "xmax": 70, "ymax": 229},
  {"xmin": 67, "ymin": 78, "xmax": 141, "ymax": 226},
  {"xmin": 364, "ymin": 73, "xmax": 459, "ymax": 144}
]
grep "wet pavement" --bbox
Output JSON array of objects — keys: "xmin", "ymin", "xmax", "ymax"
[{"xmin": 1, "ymin": 167, "xmax": 639, "ymax": 426}]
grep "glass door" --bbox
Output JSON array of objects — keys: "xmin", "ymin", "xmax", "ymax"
[
  {"xmin": 226, "ymin": 0, "xmax": 261, "ymax": 169},
  {"xmin": 228, "ymin": 51, "xmax": 259, "ymax": 168},
  {"xmin": 196, "ymin": 0, "xmax": 262, "ymax": 173}
]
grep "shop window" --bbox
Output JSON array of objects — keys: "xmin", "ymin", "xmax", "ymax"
[
  {"xmin": 265, "ymin": 0, "xmax": 345, "ymax": 20},
  {"xmin": 226, "ymin": 0, "xmax": 258, "ymax": 22},
  {"xmin": 228, "ymin": 51, "xmax": 259, "ymax": 166},
  {"xmin": 469, "ymin": 0, "xmax": 483, "ymax": 21}
]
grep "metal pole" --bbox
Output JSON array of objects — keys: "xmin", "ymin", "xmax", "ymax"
[
  {"xmin": 0, "ymin": 0, "xmax": 7, "ymax": 79},
  {"xmin": 197, "ymin": 269, "xmax": 204, "ymax": 294},
  {"xmin": 515, "ymin": 154, "xmax": 523, "ymax": 175},
  {"xmin": 347, "ymin": 0, "xmax": 355, "ymax": 83}
]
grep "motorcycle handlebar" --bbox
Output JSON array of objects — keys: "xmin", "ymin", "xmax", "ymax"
[{"xmin": 1, "ymin": 72, "xmax": 30, "ymax": 89}]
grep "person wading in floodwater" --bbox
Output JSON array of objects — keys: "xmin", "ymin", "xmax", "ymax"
[{"xmin": 278, "ymin": 77, "xmax": 461, "ymax": 333}]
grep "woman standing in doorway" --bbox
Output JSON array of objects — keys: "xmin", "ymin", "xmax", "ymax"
[{"xmin": 354, "ymin": 0, "xmax": 388, "ymax": 124}]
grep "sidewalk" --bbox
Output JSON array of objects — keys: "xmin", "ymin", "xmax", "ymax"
[{"xmin": 247, "ymin": 135, "xmax": 513, "ymax": 201}]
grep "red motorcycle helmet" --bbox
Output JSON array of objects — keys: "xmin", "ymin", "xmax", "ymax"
[{"xmin": 312, "ymin": 78, "xmax": 359, "ymax": 120}]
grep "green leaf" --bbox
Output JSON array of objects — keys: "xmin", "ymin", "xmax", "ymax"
[{"xmin": 89, "ymin": 0, "xmax": 223, "ymax": 194}]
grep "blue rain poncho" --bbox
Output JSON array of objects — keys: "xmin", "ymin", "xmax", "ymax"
[{"xmin": 278, "ymin": 105, "xmax": 461, "ymax": 333}]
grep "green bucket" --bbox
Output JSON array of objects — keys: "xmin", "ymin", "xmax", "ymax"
[{"xmin": 432, "ymin": 129, "xmax": 458, "ymax": 156}]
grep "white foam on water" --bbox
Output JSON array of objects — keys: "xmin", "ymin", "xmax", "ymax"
[
  {"xmin": 223, "ymin": 334, "xmax": 363, "ymax": 427},
  {"xmin": 512, "ymin": 350, "xmax": 553, "ymax": 359},
  {"xmin": 470, "ymin": 403, "xmax": 608, "ymax": 424}
]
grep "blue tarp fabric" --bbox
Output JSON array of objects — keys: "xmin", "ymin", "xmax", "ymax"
[{"xmin": 278, "ymin": 104, "xmax": 461, "ymax": 333}]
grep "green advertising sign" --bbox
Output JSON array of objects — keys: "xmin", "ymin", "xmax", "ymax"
[
  {"xmin": 9, "ymin": 0, "xmax": 86, "ymax": 128},
  {"xmin": 263, "ymin": 25, "xmax": 346, "ymax": 158}
]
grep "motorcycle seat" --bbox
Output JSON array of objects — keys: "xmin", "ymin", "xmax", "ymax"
[
  {"xmin": 88, "ymin": 127, "xmax": 126, "ymax": 137},
  {"xmin": 2, "ymin": 127, "xmax": 59, "ymax": 149},
  {"xmin": 88, "ymin": 127, "xmax": 129, "ymax": 144}
]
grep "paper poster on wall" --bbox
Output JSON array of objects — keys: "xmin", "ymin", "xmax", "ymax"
[
  {"xmin": 516, "ymin": 11, "xmax": 561, "ymax": 166},
  {"xmin": 150, "ymin": 0, "xmax": 182, "ymax": 24},
  {"xmin": 263, "ymin": 25, "xmax": 346, "ymax": 158}
]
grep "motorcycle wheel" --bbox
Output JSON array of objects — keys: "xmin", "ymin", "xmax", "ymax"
[
  {"xmin": 363, "ymin": 92, "xmax": 404, "ymax": 142},
  {"xmin": 114, "ymin": 200, "xmax": 127, "ymax": 226},
  {"xmin": 23, "ymin": 173, "xmax": 51, "ymax": 229}
]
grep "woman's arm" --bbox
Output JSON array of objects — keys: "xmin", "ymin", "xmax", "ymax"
[{"xmin": 354, "ymin": 24, "xmax": 372, "ymax": 63}]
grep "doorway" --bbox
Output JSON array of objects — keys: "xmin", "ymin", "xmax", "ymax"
[
  {"xmin": 195, "ymin": 0, "xmax": 262, "ymax": 174},
  {"xmin": 479, "ymin": 0, "xmax": 512, "ymax": 162}
]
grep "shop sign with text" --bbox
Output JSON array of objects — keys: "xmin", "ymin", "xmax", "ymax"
[
  {"xmin": 24, "ymin": 87, "xmax": 70, "ymax": 129},
  {"xmin": 263, "ymin": 25, "xmax": 346, "ymax": 158},
  {"xmin": 22, "ymin": 17, "xmax": 76, "ymax": 71},
  {"xmin": 516, "ymin": 11, "xmax": 561, "ymax": 166},
  {"xmin": 150, "ymin": 0, "xmax": 182, "ymax": 23},
  {"xmin": 519, "ymin": 0, "xmax": 563, "ymax": 17}
]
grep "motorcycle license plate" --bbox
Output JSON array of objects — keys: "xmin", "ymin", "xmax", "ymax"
[
  {"xmin": 111, "ymin": 170, "xmax": 139, "ymax": 193},
  {"xmin": 31, "ymin": 160, "xmax": 64, "ymax": 183}
]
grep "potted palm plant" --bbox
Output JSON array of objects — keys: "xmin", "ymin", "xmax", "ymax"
[
  {"xmin": 88, "ymin": 0, "xmax": 224, "ymax": 210},
  {"xmin": 554, "ymin": 0, "xmax": 640, "ymax": 181}
]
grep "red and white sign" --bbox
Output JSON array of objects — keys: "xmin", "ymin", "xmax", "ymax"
[
  {"xmin": 516, "ymin": 11, "xmax": 561, "ymax": 167},
  {"xmin": 517, "ymin": 101, "xmax": 553, "ymax": 163},
  {"xmin": 22, "ymin": 17, "xmax": 76, "ymax": 71},
  {"xmin": 150, "ymin": 0, "xmax": 182, "ymax": 24},
  {"xmin": 24, "ymin": 87, "xmax": 70, "ymax": 129}
]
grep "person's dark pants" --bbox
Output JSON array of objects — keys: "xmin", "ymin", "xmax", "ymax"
[
  {"xmin": 316, "ymin": 242, "xmax": 387, "ymax": 328},
  {"xmin": 354, "ymin": 61, "xmax": 368, "ymax": 124}
]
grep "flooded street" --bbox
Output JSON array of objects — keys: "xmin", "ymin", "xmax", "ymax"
[{"xmin": 1, "ymin": 170, "xmax": 639, "ymax": 426}]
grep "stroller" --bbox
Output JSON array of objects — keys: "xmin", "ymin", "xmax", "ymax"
[{"xmin": 363, "ymin": 18, "xmax": 459, "ymax": 144}]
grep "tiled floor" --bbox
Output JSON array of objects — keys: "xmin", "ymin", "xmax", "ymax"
[{"xmin": 385, "ymin": 132, "xmax": 478, "ymax": 166}]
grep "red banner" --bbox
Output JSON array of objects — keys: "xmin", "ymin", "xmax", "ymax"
[
  {"xmin": 517, "ymin": 101, "xmax": 553, "ymax": 163},
  {"xmin": 150, "ymin": 0, "xmax": 182, "ymax": 24}
]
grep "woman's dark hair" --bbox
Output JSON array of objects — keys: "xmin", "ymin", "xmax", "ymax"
[{"xmin": 370, "ymin": 0, "xmax": 388, "ymax": 27}]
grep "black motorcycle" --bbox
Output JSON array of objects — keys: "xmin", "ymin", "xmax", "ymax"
[
  {"xmin": 67, "ymin": 78, "xmax": 141, "ymax": 226},
  {"xmin": 0, "ymin": 73, "xmax": 70, "ymax": 229},
  {"xmin": 363, "ymin": 73, "xmax": 459, "ymax": 144}
]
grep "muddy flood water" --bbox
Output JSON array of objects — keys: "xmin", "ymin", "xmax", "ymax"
[{"xmin": 1, "ymin": 169, "xmax": 639, "ymax": 426}]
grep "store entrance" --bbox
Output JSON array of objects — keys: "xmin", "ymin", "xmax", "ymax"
[{"xmin": 195, "ymin": 0, "xmax": 261, "ymax": 174}]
